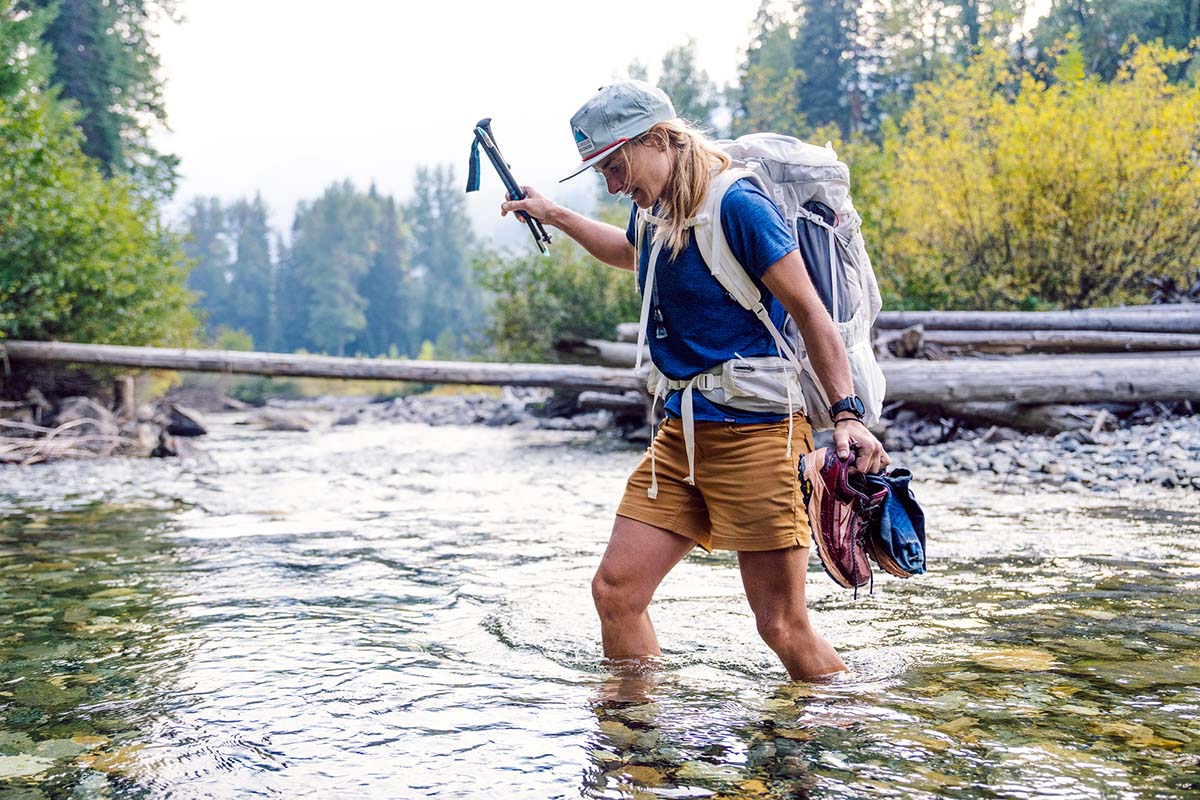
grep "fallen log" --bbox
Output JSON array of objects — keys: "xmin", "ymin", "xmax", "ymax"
[
  {"xmin": 875, "ymin": 306, "xmax": 1200, "ymax": 334},
  {"xmin": 557, "ymin": 338, "xmax": 634, "ymax": 367},
  {"xmin": 616, "ymin": 322, "xmax": 640, "ymax": 343},
  {"xmin": 2, "ymin": 340, "xmax": 644, "ymax": 393},
  {"xmin": 935, "ymin": 402, "xmax": 1116, "ymax": 434},
  {"xmin": 883, "ymin": 352, "xmax": 1200, "ymax": 404},
  {"xmin": 879, "ymin": 327, "xmax": 1200, "ymax": 356},
  {"xmin": 577, "ymin": 390, "xmax": 647, "ymax": 415},
  {"xmin": 555, "ymin": 338, "xmax": 648, "ymax": 368}
]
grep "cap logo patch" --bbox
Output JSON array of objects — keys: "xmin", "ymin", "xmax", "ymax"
[{"xmin": 574, "ymin": 127, "xmax": 595, "ymax": 155}]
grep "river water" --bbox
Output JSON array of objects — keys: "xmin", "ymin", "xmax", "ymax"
[{"xmin": 0, "ymin": 414, "xmax": 1198, "ymax": 799}]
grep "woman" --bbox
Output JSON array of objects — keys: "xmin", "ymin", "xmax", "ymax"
[{"xmin": 501, "ymin": 80, "xmax": 889, "ymax": 680}]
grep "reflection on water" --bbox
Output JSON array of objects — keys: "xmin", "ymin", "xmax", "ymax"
[{"xmin": 0, "ymin": 415, "xmax": 1197, "ymax": 798}]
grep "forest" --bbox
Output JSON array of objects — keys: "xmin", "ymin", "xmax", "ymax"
[{"xmin": 2, "ymin": 0, "xmax": 1198, "ymax": 363}]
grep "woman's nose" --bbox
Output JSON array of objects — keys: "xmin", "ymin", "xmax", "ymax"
[{"xmin": 606, "ymin": 174, "xmax": 622, "ymax": 195}]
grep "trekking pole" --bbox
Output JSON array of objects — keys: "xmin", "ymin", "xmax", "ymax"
[{"xmin": 466, "ymin": 118, "xmax": 552, "ymax": 254}]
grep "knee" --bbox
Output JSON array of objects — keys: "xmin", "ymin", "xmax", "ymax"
[
  {"xmin": 591, "ymin": 569, "xmax": 648, "ymax": 623},
  {"xmin": 755, "ymin": 609, "xmax": 810, "ymax": 653}
]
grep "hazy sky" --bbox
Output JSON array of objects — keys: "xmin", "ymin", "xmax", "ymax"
[{"xmin": 151, "ymin": 0, "xmax": 766, "ymax": 245}]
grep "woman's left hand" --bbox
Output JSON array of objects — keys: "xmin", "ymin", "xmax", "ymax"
[{"xmin": 833, "ymin": 419, "xmax": 890, "ymax": 475}]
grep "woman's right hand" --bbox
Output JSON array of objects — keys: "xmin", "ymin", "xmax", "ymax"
[{"xmin": 501, "ymin": 186, "xmax": 558, "ymax": 227}]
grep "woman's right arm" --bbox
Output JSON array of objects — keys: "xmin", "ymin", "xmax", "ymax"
[{"xmin": 501, "ymin": 187, "xmax": 635, "ymax": 271}]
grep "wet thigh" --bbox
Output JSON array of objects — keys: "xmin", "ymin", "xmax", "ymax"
[{"xmin": 595, "ymin": 516, "xmax": 696, "ymax": 607}]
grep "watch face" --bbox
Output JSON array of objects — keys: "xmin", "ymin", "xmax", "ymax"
[{"xmin": 832, "ymin": 396, "xmax": 865, "ymax": 417}]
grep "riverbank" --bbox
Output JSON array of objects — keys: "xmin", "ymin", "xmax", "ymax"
[
  {"xmin": 4, "ymin": 384, "xmax": 1197, "ymax": 495},
  {"xmin": 299, "ymin": 389, "xmax": 1200, "ymax": 494}
]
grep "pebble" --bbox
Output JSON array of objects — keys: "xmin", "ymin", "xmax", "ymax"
[
  {"xmin": 241, "ymin": 391, "xmax": 1200, "ymax": 496},
  {"xmin": 904, "ymin": 414, "xmax": 1199, "ymax": 494}
]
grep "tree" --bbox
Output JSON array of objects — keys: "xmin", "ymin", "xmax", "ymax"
[
  {"xmin": 794, "ymin": 0, "xmax": 861, "ymax": 135},
  {"xmin": 658, "ymin": 39, "xmax": 722, "ymax": 130},
  {"xmin": 225, "ymin": 195, "xmax": 273, "ymax": 349},
  {"xmin": 406, "ymin": 165, "xmax": 480, "ymax": 356},
  {"xmin": 1030, "ymin": 0, "xmax": 1200, "ymax": 81},
  {"xmin": 730, "ymin": 1, "xmax": 806, "ymax": 135},
  {"xmin": 351, "ymin": 189, "xmax": 410, "ymax": 357},
  {"xmin": 287, "ymin": 181, "xmax": 381, "ymax": 356},
  {"xmin": 859, "ymin": 42, "xmax": 1200, "ymax": 311},
  {"xmin": 854, "ymin": 0, "xmax": 1026, "ymax": 134},
  {"xmin": 0, "ymin": 0, "xmax": 196, "ymax": 347},
  {"xmin": 16, "ymin": 0, "xmax": 179, "ymax": 197},
  {"xmin": 0, "ymin": 1, "xmax": 52, "ymax": 99},
  {"xmin": 475, "ymin": 239, "xmax": 641, "ymax": 362},
  {"xmin": 181, "ymin": 197, "xmax": 234, "ymax": 335}
]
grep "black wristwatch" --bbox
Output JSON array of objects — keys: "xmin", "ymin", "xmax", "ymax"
[{"xmin": 829, "ymin": 395, "xmax": 866, "ymax": 420}]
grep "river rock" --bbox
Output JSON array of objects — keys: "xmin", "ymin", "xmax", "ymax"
[
  {"xmin": 117, "ymin": 422, "xmax": 160, "ymax": 458},
  {"xmin": 52, "ymin": 396, "xmax": 118, "ymax": 437},
  {"xmin": 163, "ymin": 404, "xmax": 207, "ymax": 437},
  {"xmin": 1143, "ymin": 466, "xmax": 1178, "ymax": 486}
]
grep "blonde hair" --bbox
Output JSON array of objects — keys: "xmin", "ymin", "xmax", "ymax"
[{"xmin": 619, "ymin": 119, "xmax": 731, "ymax": 258}]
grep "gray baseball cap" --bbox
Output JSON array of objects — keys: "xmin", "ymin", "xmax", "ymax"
[{"xmin": 560, "ymin": 80, "xmax": 676, "ymax": 182}]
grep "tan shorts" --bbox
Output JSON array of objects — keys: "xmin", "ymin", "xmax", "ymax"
[{"xmin": 617, "ymin": 415, "xmax": 815, "ymax": 553}]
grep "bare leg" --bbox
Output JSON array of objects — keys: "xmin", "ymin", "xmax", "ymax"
[
  {"xmin": 592, "ymin": 515, "xmax": 695, "ymax": 659},
  {"xmin": 738, "ymin": 547, "xmax": 847, "ymax": 680}
]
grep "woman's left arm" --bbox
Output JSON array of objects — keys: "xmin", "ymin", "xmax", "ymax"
[{"xmin": 761, "ymin": 249, "xmax": 889, "ymax": 474}]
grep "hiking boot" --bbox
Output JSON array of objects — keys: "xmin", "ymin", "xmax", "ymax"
[{"xmin": 799, "ymin": 448, "xmax": 885, "ymax": 590}]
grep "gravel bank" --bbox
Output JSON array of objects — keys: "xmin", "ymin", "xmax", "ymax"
[{"xmin": 332, "ymin": 389, "xmax": 1199, "ymax": 494}]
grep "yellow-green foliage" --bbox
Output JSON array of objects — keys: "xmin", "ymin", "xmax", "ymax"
[{"xmin": 856, "ymin": 41, "xmax": 1200, "ymax": 310}]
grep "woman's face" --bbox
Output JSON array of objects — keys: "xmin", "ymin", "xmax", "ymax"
[{"xmin": 595, "ymin": 137, "xmax": 672, "ymax": 209}]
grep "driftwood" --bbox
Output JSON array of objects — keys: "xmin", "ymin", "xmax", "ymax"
[
  {"xmin": 577, "ymin": 391, "xmax": 647, "ymax": 415},
  {"xmin": 884, "ymin": 353, "xmax": 1200, "ymax": 404},
  {"xmin": 555, "ymin": 339, "xmax": 648, "ymax": 368},
  {"xmin": 935, "ymin": 402, "xmax": 1118, "ymax": 434},
  {"xmin": 616, "ymin": 322, "xmax": 641, "ymax": 343},
  {"xmin": 879, "ymin": 326, "xmax": 1200, "ymax": 356},
  {"xmin": 2, "ymin": 340, "xmax": 644, "ymax": 394},
  {"xmin": 875, "ymin": 306, "xmax": 1200, "ymax": 334},
  {"xmin": 0, "ymin": 418, "xmax": 125, "ymax": 465}
]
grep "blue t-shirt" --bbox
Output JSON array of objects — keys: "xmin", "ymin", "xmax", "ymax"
[{"xmin": 625, "ymin": 179, "xmax": 798, "ymax": 423}]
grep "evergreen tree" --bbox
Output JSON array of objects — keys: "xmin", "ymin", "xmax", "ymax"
[
  {"xmin": 794, "ymin": 0, "xmax": 861, "ymax": 134},
  {"xmin": 729, "ymin": 1, "xmax": 806, "ymax": 135},
  {"xmin": 658, "ymin": 39, "xmax": 721, "ymax": 130},
  {"xmin": 225, "ymin": 195, "xmax": 273, "ymax": 349},
  {"xmin": 274, "ymin": 230, "xmax": 310, "ymax": 352},
  {"xmin": 288, "ymin": 181, "xmax": 381, "ymax": 356},
  {"xmin": 181, "ymin": 197, "xmax": 233, "ymax": 335},
  {"xmin": 352, "ymin": 190, "xmax": 410, "ymax": 357},
  {"xmin": 406, "ymin": 165, "xmax": 479, "ymax": 356},
  {"xmin": 269, "ymin": 233, "xmax": 288, "ymax": 351},
  {"xmin": 1030, "ymin": 0, "xmax": 1200, "ymax": 81},
  {"xmin": 16, "ymin": 0, "xmax": 178, "ymax": 198},
  {"xmin": 849, "ymin": 0, "xmax": 1025, "ymax": 134}
]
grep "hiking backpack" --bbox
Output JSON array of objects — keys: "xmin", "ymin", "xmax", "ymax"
[{"xmin": 635, "ymin": 132, "xmax": 886, "ymax": 432}]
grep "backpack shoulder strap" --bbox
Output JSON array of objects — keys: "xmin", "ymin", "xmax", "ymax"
[
  {"xmin": 695, "ymin": 167, "xmax": 806, "ymax": 374},
  {"xmin": 693, "ymin": 168, "xmax": 761, "ymax": 310}
]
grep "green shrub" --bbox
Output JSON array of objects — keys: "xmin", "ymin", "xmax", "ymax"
[{"xmin": 849, "ymin": 41, "xmax": 1200, "ymax": 310}]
